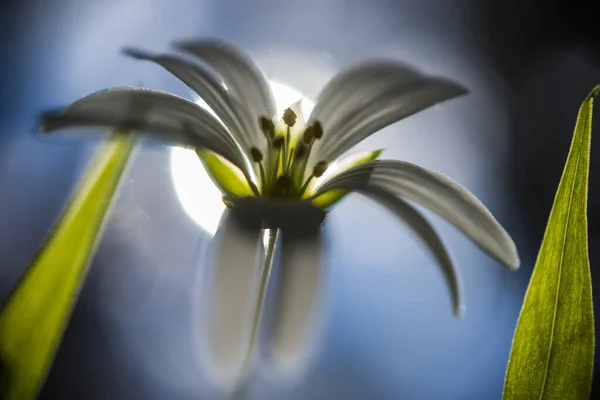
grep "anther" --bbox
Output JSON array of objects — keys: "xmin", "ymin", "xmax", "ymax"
[
  {"xmin": 273, "ymin": 135, "xmax": 285, "ymax": 149},
  {"xmin": 250, "ymin": 147, "xmax": 264, "ymax": 163},
  {"xmin": 282, "ymin": 108, "xmax": 297, "ymax": 127},
  {"xmin": 313, "ymin": 161, "xmax": 328, "ymax": 178},
  {"xmin": 259, "ymin": 116, "xmax": 275, "ymax": 138},
  {"xmin": 295, "ymin": 143, "xmax": 307, "ymax": 159},
  {"xmin": 302, "ymin": 126, "xmax": 314, "ymax": 144},
  {"xmin": 313, "ymin": 121, "xmax": 323, "ymax": 139}
]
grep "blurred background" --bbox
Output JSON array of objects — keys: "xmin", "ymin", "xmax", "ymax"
[{"xmin": 1, "ymin": 0, "xmax": 599, "ymax": 398}]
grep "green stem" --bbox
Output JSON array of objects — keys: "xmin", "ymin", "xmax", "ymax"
[{"xmin": 230, "ymin": 228, "xmax": 279, "ymax": 400}]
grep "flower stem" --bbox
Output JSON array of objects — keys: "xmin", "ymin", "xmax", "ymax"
[{"xmin": 230, "ymin": 228, "xmax": 279, "ymax": 400}]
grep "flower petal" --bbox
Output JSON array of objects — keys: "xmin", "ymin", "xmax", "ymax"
[
  {"xmin": 209, "ymin": 212, "xmax": 264, "ymax": 377},
  {"xmin": 315, "ymin": 160, "xmax": 520, "ymax": 269},
  {"xmin": 175, "ymin": 39, "xmax": 276, "ymax": 145},
  {"xmin": 196, "ymin": 149, "xmax": 257, "ymax": 197},
  {"xmin": 123, "ymin": 48, "xmax": 260, "ymax": 159},
  {"xmin": 359, "ymin": 187, "xmax": 463, "ymax": 316},
  {"xmin": 309, "ymin": 61, "xmax": 422, "ymax": 131},
  {"xmin": 307, "ymin": 149, "xmax": 384, "ymax": 208},
  {"xmin": 271, "ymin": 228, "xmax": 324, "ymax": 367},
  {"xmin": 314, "ymin": 77, "xmax": 467, "ymax": 164},
  {"xmin": 41, "ymin": 88, "xmax": 245, "ymax": 168}
]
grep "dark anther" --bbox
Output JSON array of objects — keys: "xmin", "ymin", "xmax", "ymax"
[
  {"xmin": 250, "ymin": 147, "xmax": 263, "ymax": 163},
  {"xmin": 282, "ymin": 108, "xmax": 297, "ymax": 127},
  {"xmin": 302, "ymin": 126, "xmax": 314, "ymax": 144},
  {"xmin": 313, "ymin": 121, "xmax": 323, "ymax": 139},
  {"xmin": 273, "ymin": 135, "xmax": 285, "ymax": 149},
  {"xmin": 295, "ymin": 143, "xmax": 307, "ymax": 158},
  {"xmin": 259, "ymin": 116, "xmax": 275, "ymax": 138},
  {"xmin": 313, "ymin": 161, "xmax": 328, "ymax": 177}
]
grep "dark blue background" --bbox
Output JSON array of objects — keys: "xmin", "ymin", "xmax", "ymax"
[{"xmin": 1, "ymin": 0, "xmax": 599, "ymax": 398}]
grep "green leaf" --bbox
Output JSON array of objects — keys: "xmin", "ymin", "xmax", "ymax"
[
  {"xmin": 503, "ymin": 86, "xmax": 599, "ymax": 400},
  {"xmin": 195, "ymin": 148, "xmax": 255, "ymax": 197},
  {"xmin": 310, "ymin": 149, "xmax": 383, "ymax": 209},
  {"xmin": 0, "ymin": 134, "xmax": 135, "ymax": 400}
]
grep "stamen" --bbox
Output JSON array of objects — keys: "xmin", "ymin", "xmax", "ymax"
[
  {"xmin": 302, "ymin": 126, "xmax": 314, "ymax": 144},
  {"xmin": 272, "ymin": 135, "xmax": 285, "ymax": 149},
  {"xmin": 271, "ymin": 136, "xmax": 284, "ymax": 184},
  {"xmin": 313, "ymin": 161, "xmax": 328, "ymax": 178},
  {"xmin": 284, "ymin": 126, "xmax": 291, "ymax": 171},
  {"xmin": 282, "ymin": 108, "xmax": 297, "ymax": 127},
  {"xmin": 259, "ymin": 116, "xmax": 275, "ymax": 138},
  {"xmin": 272, "ymin": 175, "xmax": 293, "ymax": 198},
  {"xmin": 286, "ymin": 147, "xmax": 295, "ymax": 173},
  {"xmin": 313, "ymin": 121, "xmax": 323, "ymax": 139},
  {"xmin": 250, "ymin": 147, "xmax": 263, "ymax": 163},
  {"xmin": 295, "ymin": 143, "xmax": 307, "ymax": 159},
  {"xmin": 251, "ymin": 147, "xmax": 266, "ymax": 191}
]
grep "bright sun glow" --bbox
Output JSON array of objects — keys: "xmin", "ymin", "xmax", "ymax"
[{"xmin": 170, "ymin": 81, "xmax": 316, "ymax": 235}]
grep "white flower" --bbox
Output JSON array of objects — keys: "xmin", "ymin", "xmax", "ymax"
[{"xmin": 41, "ymin": 39, "xmax": 519, "ymax": 384}]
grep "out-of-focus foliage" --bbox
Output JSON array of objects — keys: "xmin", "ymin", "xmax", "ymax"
[{"xmin": 0, "ymin": 134, "xmax": 135, "ymax": 400}]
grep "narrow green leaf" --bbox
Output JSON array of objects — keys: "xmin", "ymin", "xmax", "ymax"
[
  {"xmin": 0, "ymin": 134, "xmax": 135, "ymax": 400},
  {"xmin": 503, "ymin": 86, "xmax": 599, "ymax": 400},
  {"xmin": 195, "ymin": 148, "xmax": 254, "ymax": 197},
  {"xmin": 310, "ymin": 149, "xmax": 383, "ymax": 209}
]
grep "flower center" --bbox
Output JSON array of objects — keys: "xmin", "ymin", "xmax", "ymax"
[{"xmin": 253, "ymin": 108, "xmax": 327, "ymax": 200}]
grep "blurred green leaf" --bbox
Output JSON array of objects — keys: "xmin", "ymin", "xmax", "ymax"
[
  {"xmin": 0, "ymin": 134, "xmax": 135, "ymax": 400},
  {"xmin": 310, "ymin": 149, "xmax": 383, "ymax": 209},
  {"xmin": 196, "ymin": 148, "xmax": 255, "ymax": 197},
  {"xmin": 503, "ymin": 86, "xmax": 599, "ymax": 400}
]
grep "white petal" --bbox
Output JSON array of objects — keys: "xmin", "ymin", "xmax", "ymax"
[
  {"xmin": 359, "ymin": 187, "xmax": 463, "ymax": 316},
  {"xmin": 309, "ymin": 61, "xmax": 421, "ymax": 130},
  {"xmin": 209, "ymin": 212, "xmax": 264, "ymax": 377},
  {"xmin": 315, "ymin": 160, "xmax": 520, "ymax": 269},
  {"xmin": 41, "ymin": 88, "xmax": 244, "ymax": 168},
  {"xmin": 175, "ymin": 39, "xmax": 276, "ymax": 147},
  {"xmin": 123, "ymin": 48, "xmax": 256, "ymax": 156},
  {"xmin": 315, "ymin": 78, "xmax": 467, "ymax": 166},
  {"xmin": 307, "ymin": 61, "xmax": 421, "ymax": 170},
  {"xmin": 271, "ymin": 228, "xmax": 324, "ymax": 367}
]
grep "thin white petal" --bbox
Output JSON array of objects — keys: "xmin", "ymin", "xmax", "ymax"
[
  {"xmin": 315, "ymin": 160, "xmax": 520, "ymax": 269},
  {"xmin": 271, "ymin": 228, "xmax": 324, "ymax": 366},
  {"xmin": 360, "ymin": 187, "xmax": 463, "ymax": 316},
  {"xmin": 306, "ymin": 61, "xmax": 421, "ymax": 170},
  {"xmin": 209, "ymin": 212, "xmax": 264, "ymax": 377},
  {"xmin": 175, "ymin": 39, "xmax": 276, "ymax": 146},
  {"xmin": 41, "ymin": 88, "xmax": 244, "ymax": 168},
  {"xmin": 123, "ymin": 48, "xmax": 256, "ymax": 155},
  {"xmin": 316, "ymin": 78, "xmax": 467, "ymax": 163},
  {"xmin": 309, "ymin": 61, "xmax": 421, "ymax": 130}
]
